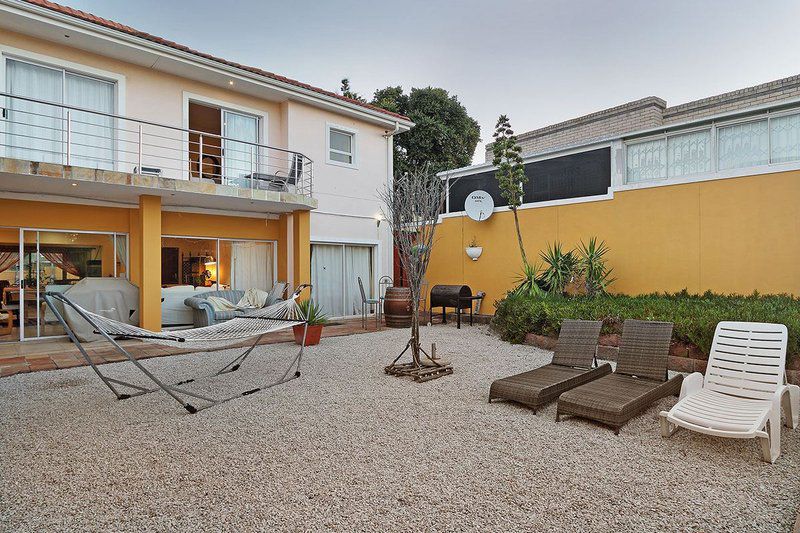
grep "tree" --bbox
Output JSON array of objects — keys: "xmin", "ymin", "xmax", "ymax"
[
  {"xmin": 340, "ymin": 78, "xmax": 366, "ymax": 103},
  {"xmin": 379, "ymin": 166, "xmax": 449, "ymax": 378},
  {"xmin": 492, "ymin": 115, "xmax": 529, "ymax": 266},
  {"xmin": 372, "ymin": 86, "xmax": 479, "ymax": 175}
]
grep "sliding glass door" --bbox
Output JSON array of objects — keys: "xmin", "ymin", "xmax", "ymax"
[{"xmin": 311, "ymin": 243, "xmax": 374, "ymax": 318}]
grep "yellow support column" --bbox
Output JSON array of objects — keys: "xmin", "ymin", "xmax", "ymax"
[
  {"xmin": 277, "ymin": 213, "xmax": 289, "ymax": 284},
  {"xmin": 138, "ymin": 195, "xmax": 162, "ymax": 330},
  {"xmin": 292, "ymin": 210, "xmax": 311, "ymax": 299}
]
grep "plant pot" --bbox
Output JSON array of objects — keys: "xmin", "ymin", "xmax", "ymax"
[
  {"xmin": 465, "ymin": 246, "xmax": 483, "ymax": 261},
  {"xmin": 293, "ymin": 324, "xmax": 323, "ymax": 346}
]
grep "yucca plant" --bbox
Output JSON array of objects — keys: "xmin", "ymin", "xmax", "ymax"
[
  {"xmin": 537, "ymin": 241, "xmax": 578, "ymax": 295},
  {"xmin": 577, "ymin": 237, "xmax": 615, "ymax": 297},
  {"xmin": 512, "ymin": 262, "xmax": 546, "ymax": 298},
  {"xmin": 297, "ymin": 299, "xmax": 329, "ymax": 326}
]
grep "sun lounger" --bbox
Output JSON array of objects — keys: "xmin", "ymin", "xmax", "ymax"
[
  {"xmin": 489, "ymin": 319, "xmax": 611, "ymax": 412},
  {"xmin": 556, "ymin": 319, "xmax": 683, "ymax": 434},
  {"xmin": 660, "ymin": 321, "xmax": 799, "ymax": 463}
]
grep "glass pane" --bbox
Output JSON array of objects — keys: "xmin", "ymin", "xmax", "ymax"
[
  {"xmin": 329, "ymin": 151, "xmax": 352, "ymax": 164},
  {"xmin": 6, "ymin": 59, "xmax": 63, "ymax": 164},
  {"xmin": 717, "ymin": 119, "xmax": 769, "ymax": 171},
  {"xmin": 311, "ymin": 244, "xmax": 344, "ymax": 317},
  {"xmin": 160, "ymin": 237, "xmax": 217, "ymax": 288},
  {"xmin": 223, "ymin": 110, "xmax": 258, "ymax": 186},
  {"xmin": 667, "ymin": 130, "xmax": 711, "ymax": 177},
  {"xmin": 343, "ymin": 246, "xmax": 373, "ymax": 317},
  {"xmin": 330, "ymin": 130, "xmax": 352, "ymax": 153},
  {"xmin": 0, "ymin": 227, "xmax": 21, "ymax": 342},
  {"xmin": 626, "ymin": 138, "xmax": 666, "ymax": 183},
  {"xmin": 770, "ymin": 113, "xmax": 800, "ymax": 164},
  {"xmin": 65, "ymin": 73, "xmax": 115, "ymax": 170},
  {"xmin": 224, "ymin": 240, "xmax": 272, "ymax": 291}
]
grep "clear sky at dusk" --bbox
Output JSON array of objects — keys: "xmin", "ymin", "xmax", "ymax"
[{"xmin": 63, "ymin": 0, "xmax": 800, "ymax": 163}]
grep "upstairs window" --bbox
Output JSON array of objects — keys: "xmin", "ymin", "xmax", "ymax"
[
  {"xmin": 717, "ymin": 119, "xmax": 769, "ymax": 171},
  {"xmin": 327, "ymin": 125, "xmax": 356, "ymax": 167}
]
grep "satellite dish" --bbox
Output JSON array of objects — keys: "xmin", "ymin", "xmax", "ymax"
[{"xmin": 464, "ymin": 190, "xmax": 494, "ymax": 221}]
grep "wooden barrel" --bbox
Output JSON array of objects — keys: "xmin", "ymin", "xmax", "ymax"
[{"xmin": 383, "ymin": 287, "xmax": 413, "ymax": 328}]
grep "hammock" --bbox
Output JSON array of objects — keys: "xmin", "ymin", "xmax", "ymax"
[{"xmin": 42, "ymin": 285, "xmax": 312, "ymax": 414}]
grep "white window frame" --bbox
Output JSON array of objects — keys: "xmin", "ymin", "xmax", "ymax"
[
  {"xmin": 624, "ymin": 124, "xmax": 713, "ymax": 184},
  {"xmin": 310, "ymin": 238, "xmax": 378, "ymax": 318},
  {"xmin": 326, "ymin": 123, "xmax": 358, "ymax": 169}
]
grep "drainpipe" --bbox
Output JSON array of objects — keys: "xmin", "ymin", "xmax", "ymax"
[{"xmin": 383, "ymin": 121, "xmax": 401, "ymax": 285}]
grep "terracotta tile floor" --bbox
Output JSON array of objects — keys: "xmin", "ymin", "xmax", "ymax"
[{"xmin": 0, "ymin": 317, "xmax": 385, "ymax": 378}]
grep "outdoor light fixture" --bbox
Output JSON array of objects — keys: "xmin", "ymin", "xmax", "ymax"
[{"xmin": 375, "ymin": 213, "xmax": 383, "ymax": 227}]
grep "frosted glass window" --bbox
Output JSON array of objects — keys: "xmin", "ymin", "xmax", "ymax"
[
  {"xmin": 770, "ymin": 113, "xmax": 800, "ymax": 164},
  {"xmin": 626, "ymin": 138, "xmax": 666, "ymax": 183},
  {"xmin": 717, "ymin": 119, "xmax": 768, "ymax": 170},
  {"xmin": 667, "ymin": 129, "xmax": 711, "ymax": 177}
]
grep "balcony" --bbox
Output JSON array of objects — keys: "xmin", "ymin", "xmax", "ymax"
[{"xmin": 0, "ymin": 92, "xmax": 315, "ymax": 213}]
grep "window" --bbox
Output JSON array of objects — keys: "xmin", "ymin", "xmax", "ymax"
[
  {"xmin": 717, "ymin": 119, "xmax": 769, "ymax": 171},
  {"xmin": 327, "ymin": 125, "xmax": 356, "ymax": 167},
  {"xmin": 667, "ymin": 130, "xmax": 711, "ymax": 177},
  {"xmin": 310, "ymin": 243, "xmax": 373, "ymax": 317},
  {"xmin": 770, "ymin": 113, "xmax": 800, "ymax": 164},
  {"xmin": 626, "ymin": 138, "xmax": 667, "ymax": 183},
  {"xmin": 5, "ymin": 58, "xmax": 115, "ymax": 169}
]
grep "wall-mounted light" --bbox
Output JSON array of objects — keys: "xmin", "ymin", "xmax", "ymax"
[{"xmin": 375, "ymin": 213, "xmax": 383, "ymax": 227}]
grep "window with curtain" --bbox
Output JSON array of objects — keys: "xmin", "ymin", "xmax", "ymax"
[
  {"xmin": 223, "ymin": 110, "xmax": 259, "ymax": 186},
  {"xmin": 65, "ymin": 72, "xmax": 115, "ymax": 170},
  {"xmin": 5, "ymin": 58, "xmax": 115, "ymax": 168},
  {"xmin": 770, "ymin": 113, "xmax": 800, "ymax": 164},
  {"xmin": 328, "ymin": 127, "xmax": 355, "ymax": 165},
  {"xmin": 626, "ymin": 138, "xmax": 666, "ymax": 183},
  {"xmin": 6, "ymin": 59, "xmax": 63, "ymax": 163},
  {"xmin": 667, "ymin": 129, "xmax": 711, "ymax": 177},
  {"xmin": 343, "ymin": 246, "xmax": 373, "ymax": 316},
  {"xmin": 311, "ymin": 244, "xmax": 344, "ymax": 317},
  {"xmin": 717, "ymin": 119, "xmax": 769, "ymax": 171},
  {"xmin": 230, "ymin": 241, "xmax": 272, "ymax": 291}
]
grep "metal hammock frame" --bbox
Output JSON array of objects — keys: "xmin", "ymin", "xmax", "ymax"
[{"xmin": 42, "ymin": 284, "xmax": 312, "ymax": 414}]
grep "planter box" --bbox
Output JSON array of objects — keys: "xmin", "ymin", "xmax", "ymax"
[{"xmin": 293, "ymin": 324, "xmax": 323, "ymax": 346}]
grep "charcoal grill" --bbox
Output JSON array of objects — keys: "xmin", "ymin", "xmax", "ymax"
[{"xmin": 429, "ymin": 285, "xmax": 482, "ymax": 328}]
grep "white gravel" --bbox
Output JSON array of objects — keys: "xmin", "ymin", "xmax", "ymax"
[{"xmin": 1, "ymin": 324, "xmax": 799, "ymax": 532}]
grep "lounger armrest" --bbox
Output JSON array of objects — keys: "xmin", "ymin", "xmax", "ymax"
[
  {"xmin": 679, "ymin": 372, "xmax": 704, "ymax": 400},
  {"xmin": 773, "ymin": 384, "xmax": 800, "ymax": 429}
]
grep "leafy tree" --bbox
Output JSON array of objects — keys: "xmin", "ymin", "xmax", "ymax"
[
  {"xmin": 371, "ymin": 86, "xmax": 479, "ymax": 175},
  {"xmin": 340, "ymin": 78, "xmax": 366, "ymax": 103},
  {"xmin": 492, "ymin": 115, "xmax": 529, "ymax": 266}
]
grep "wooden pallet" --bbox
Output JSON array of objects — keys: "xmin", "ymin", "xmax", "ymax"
[{"xmin": 384, "ymin": 362, "xmax": 453, "ymax": 383}]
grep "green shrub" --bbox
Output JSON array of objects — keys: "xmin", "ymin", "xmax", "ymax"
[{"xmin": 492, "ymin": 291, "xmax": 800, "ymax": 359}]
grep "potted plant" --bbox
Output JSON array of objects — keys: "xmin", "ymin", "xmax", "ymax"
[
  {"xmin": 293, "ymin": 299, "xmax": 329, "ymax": 346},
  {"xmin": 465, "ymin": 236, "xmax": 483, "ymax": 261}
]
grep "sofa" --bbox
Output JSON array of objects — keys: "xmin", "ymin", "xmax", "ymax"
[
  {"xmin": 161, "ymin": 285, "xmax": 218, "ymax": 326},
  {"xmin": 184, "ymin": 284, "xmax": 288, "ymax": 327}
]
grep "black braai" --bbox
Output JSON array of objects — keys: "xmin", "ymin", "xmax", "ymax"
[{"xmin": 430, "ymin": 285, "xmax": 482, "ymax": 328}]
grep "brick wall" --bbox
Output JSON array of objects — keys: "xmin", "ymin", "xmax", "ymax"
[{"xmin": 488, "ymin": 74, "xmax": 800, "ymax": 162}]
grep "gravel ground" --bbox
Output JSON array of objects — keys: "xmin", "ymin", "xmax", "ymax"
[{"xmin": 1, "ymin": 324, "xmax": 799, "ymax": 532}]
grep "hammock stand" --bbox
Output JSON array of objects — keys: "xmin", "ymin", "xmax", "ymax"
[{"xmin": 42, "ymin": 284, "xmax": 312, "ymax": 414}]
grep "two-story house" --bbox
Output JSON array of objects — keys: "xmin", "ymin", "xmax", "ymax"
[{"xmin": 0, "ymin": 0, "xmax": 413, "ymax": 342}]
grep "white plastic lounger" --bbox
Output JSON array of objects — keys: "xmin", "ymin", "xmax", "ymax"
[{"xmin": 660, "ymin": 321, "xmax": 799, "ymax": 463}]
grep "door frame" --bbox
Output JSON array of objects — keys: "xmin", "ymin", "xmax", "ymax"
[
  {"xmin": 181, "ymin": 92, "xmax": 269, "ymax": 182},
  {"xmin": 310, "ymin": 239, "xmax": 379, "ymax": 319}
]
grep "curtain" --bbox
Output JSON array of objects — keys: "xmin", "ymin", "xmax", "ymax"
[
  {"xmin": 115, "ymin": 234, "xmax": 128, "ymax": 277},
  {"xmin": 231, "ymin": 241, "xmax": 271, "ymax": 291},
  {"xmin": 343, "ymin": 246, "xmax": 373, "ymax": 316},
  {"xmin": 223, "ymin": 110, "xmax": 258, "ymax": 185},
  {"xmin": 6, "ymin": 59, "xmax": 63, "ymax": 163},
  {"xmin": 310, "ymin": 244, "xmax": 344, "ymax": 317},
  {"xmin": 65, "ymin": 73, "xmax": 114, "ymax": 170},
  {"xmin": 41, "ymin": 252, "xmax": 80, "ymax": 277},
  {"xmin": 0, "ymin": 252, "xmax": 19, "ymax": 273}
]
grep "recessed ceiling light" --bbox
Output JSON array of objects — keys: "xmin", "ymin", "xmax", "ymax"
[
  {"xmin": 71, "ymin": 182, "xmax": 77, "ymax": 187},
  {"xmin": 228, "ymin": 80, "xmax": 234, "ymax": 86}
]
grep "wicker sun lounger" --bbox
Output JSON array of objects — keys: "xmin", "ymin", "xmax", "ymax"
[
  {"xmin": 488, "ymin": 319, "xmax": 612, "ymax": 412},
  {"xmin": 556, "ymin": 319, "xmax": 683, "ymax": 434}
]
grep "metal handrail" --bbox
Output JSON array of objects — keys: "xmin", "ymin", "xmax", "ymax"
[{"xmin": 0, "ymin": 91, "xmax": 314, "ymax": 197}]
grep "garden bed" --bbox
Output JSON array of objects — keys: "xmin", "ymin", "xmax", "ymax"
[{"xmin": 493, "ymin": 291, "xmax": 800, "ymax": 383}]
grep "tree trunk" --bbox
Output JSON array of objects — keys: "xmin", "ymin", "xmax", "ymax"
[{"xmin": 512, "ymin": 206, "xmax": 528, "ymax": 266}]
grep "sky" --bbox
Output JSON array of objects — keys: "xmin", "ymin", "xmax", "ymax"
[{"xmin": 65, "ymin": 0, "xmax": 800, "ymax": 164}]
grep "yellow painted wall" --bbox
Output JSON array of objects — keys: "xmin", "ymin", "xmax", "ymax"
[{"xmin": 427, "ymin": 171, "xmax": 800, "ymax": 313}]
